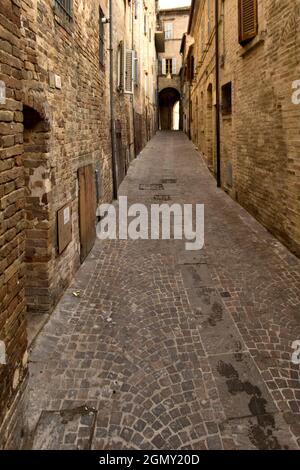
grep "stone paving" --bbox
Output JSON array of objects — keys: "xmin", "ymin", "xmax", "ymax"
[{"xmin": 25, "ymin": 131, "xmax": 300, "ymax": 450}]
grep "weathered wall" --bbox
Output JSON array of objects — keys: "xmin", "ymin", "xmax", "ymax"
[
  {"xmin": 0, "ymin": 0, "xmax": 28, "ymax": 449},
  {"xmin": 20, "ymin": 0, "xmax": 112, "ymax": 315},
  {"xmin": 184, "ymin": 0, "xmax": 300, "ymax": 257}
]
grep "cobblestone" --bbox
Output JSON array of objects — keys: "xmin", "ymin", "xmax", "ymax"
[{"xmin": 25, "ymin": 131, "xmax": 300, "ymax": 450}]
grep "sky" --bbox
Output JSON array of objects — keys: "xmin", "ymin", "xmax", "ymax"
[{"xmin": 159, "ymin": 0, "xmax": 191, "ymax": 9}]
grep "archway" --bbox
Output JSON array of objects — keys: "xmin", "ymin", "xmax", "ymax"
[{"xmin": 159, "ymin": 88, "xmax": 181, "ymax": 130}]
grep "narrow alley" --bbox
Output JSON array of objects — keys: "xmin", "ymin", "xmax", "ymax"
[{"xmin": 25, "ymin": 132, "xmax": 300, "ymax": 450}]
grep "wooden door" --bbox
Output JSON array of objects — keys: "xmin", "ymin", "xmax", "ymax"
[{"xmin": 78, "ymin": 164, "xmax": 96, "ymax": 263}]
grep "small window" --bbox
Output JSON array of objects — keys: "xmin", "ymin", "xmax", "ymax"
[
  {"xmin": 99, "ymin": 8, "xmax": 105, "ymax": 67},
  {"xmin": 144, "ymin": 14, "xmax": 147, "ymax": 35},
  {"xmin": 221, "ymin": 82, "xmax": 232, "ymax": 115},
  {"xmin": 164, "ymin": 22, "xmax": 173, "ymax": 40},
  {"xmin": 238, "ymin": 0, "xmax": 258, "ymax": 45},
  {"xmin": 54, "ymin": 0, "xmax": 73, "ymax": 21}
]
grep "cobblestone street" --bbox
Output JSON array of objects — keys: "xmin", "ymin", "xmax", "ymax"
[{"xmin": 25, "ymin": 132, "xmax": 300, "ymax": 450}]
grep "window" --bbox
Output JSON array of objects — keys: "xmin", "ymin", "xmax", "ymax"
[
  {"xmin": 238, "ymin": 0, "xmax": 258, "ymax": 44},
  {"xmin": 166, "ymin": 58, "xmax": 172, "ymax": 75},
  {"xmin": 54, "ymin": 0, "xmax": 73, "ymax": 21},
  {"xmin": 144, "ymin": 14, "xmax": 147, "ymax": 35},
  {"xmin": 99, "ymin": 8, "xmax": 105, "ymax": 66},
  {"xmin": 161, "ymin": 58, "xmax": 176, "ymax": 76},
  {"xmin": 221, "ymin": 82, "xmax": 232, "ymax": 115},
  {"xmin": 164, "ymin": 22, "xmax": 173, "ymax": 40},
  {"xmin": 124, "ymin": 49, "xmax": 134, "ymax": 94}
]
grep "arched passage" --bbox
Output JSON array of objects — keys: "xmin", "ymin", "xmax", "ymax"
[{"xmin": 159, "ymin": 88, "xmax": 181, "ymax": 130}]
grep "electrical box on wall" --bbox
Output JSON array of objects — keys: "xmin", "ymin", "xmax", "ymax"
[{"xmin": 57, "ymin": 203, "xmax": 72, "ymax": 254}]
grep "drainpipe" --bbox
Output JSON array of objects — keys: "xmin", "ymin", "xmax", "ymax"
[
  {"xmin": 109, "ymin": 0, "xmax": 118, "ymax": 199},
  {"xmin": 215, "ymin": 0, "xmax": 221, "ymax": 187}
]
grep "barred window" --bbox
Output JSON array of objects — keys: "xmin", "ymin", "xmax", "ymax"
[{"xmin": 54, "ymin": 0, "xmax": 73, "ymax": 21}]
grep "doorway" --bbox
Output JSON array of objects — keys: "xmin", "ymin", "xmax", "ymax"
[
  {"xmin": 159, "ymin": 87, "xmax": 181, "ymax": 130},
  {"xmin": 78, "ymin": 164, "xmax": 96, "ymax": 263}
]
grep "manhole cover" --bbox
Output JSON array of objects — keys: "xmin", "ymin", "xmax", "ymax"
[
  {"xmin": 31, "ymin": 405, "xmax": 97, "ymax": 450},
  {"xmin": 160, "ymin": 179, "xmax": 177, "ymax": 184},
  {"xmin": 153, "ymin": 195, "xmax": 171, "ymax": 201},
  {"xmin": 139, "ymin": 183, "xmax": 164, "ymax": 191}
]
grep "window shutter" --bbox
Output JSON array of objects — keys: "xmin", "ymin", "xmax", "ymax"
[
  {"xmin": 172, "ymin": 58, "xmax": 176, "ymax": 75},
  {"xmin": 124, "ymin": 49, "xmax": 134, "ymax": 94},
  {"xmin": 238, "ymin": 0, "xmax": 258, "ymax": 44},
  {"xmin": 161, "ymin": 58, "xmax": 166, "ymax": 75}
]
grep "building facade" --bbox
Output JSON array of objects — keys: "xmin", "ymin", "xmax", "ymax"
[
  {"xmin": 158, "ymin": 6, "xmax": 190, "ymax": 130},
  {"xmin": 0, "ymin": 0, "xmax": 27, "ymax": 449},
  {"xmin": 182, "ymin": 0, "xmax": 300, "ymax": 257},
  {"xmin": 0, "ymin": 0, "xmax": 159, "ymax": 448}
]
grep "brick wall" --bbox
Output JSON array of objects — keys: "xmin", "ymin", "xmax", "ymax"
[
  {"xmin": 20, "ymin": 0, "xmax": 113, "ymax": 314},
  {"xmin": 158, "ymin": 7, "xmax": 189, "ymax": 130},
  {"xmin": 184, "ymin": 0, "xmax": 300, "ymax": 257},
  {"xmin": 0, "ymin": 0, "xmax": 28, "ymax": 448}
]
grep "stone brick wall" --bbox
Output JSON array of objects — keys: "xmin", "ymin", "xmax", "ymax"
[
  {"xmin": 0, "ymin": 0, "xmax": 159, "ymax": 447},
  {"xmin": 20, "ymin": 0, "xmax": 112, "ymax": 314},
  {"xmin": 112, "ymin": 0, "xmax": 158, "ymax": 166},
  {"xmin": 0, "ymin": 0, "xmax": 28, "ymax": 449},
  {"xmin": 184, "ymin": 0, "xmax": 300, "ymax": 257}
]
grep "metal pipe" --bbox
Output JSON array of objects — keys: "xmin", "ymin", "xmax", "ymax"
[
  {"xmin": 215, "ymin": 0, "xmax": 221, "ymax": 187},
  {"xmin": 109, "ymin": 0, "xmax": 118, "ymax": 199}
]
